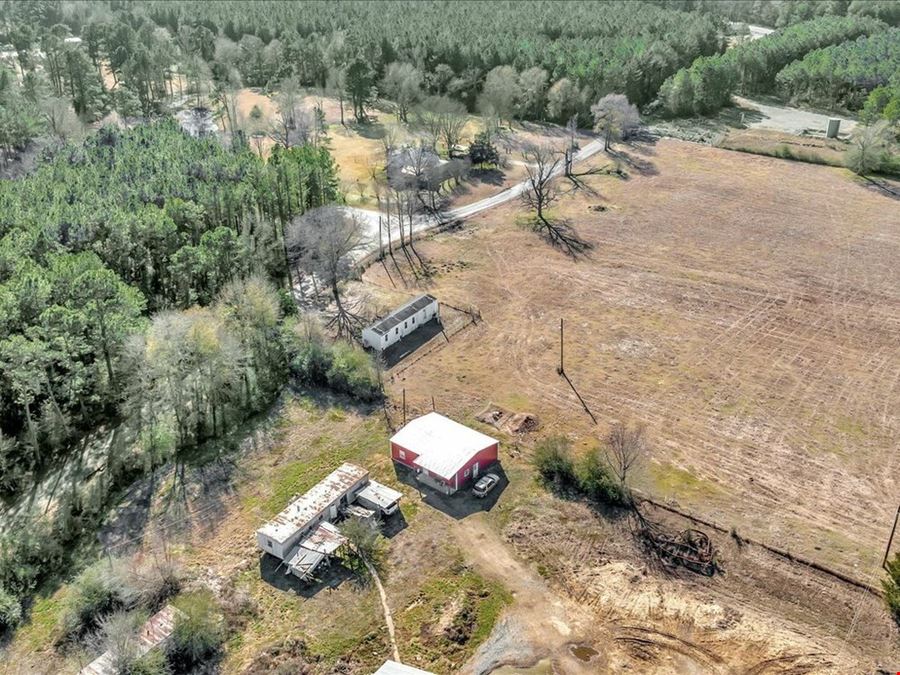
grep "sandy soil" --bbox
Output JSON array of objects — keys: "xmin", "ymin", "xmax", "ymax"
[{"xmin": 733, "ymin": 96, "xmax": 857, "ymax": 137}]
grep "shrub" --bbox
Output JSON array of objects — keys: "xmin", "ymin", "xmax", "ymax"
[
  {"xmin": 288, "ymin": 320, "xmax": 333, "ymax": 386},
  {"xmin": 0, "ymin": 518, "xmax": 66, "ymax": 597},
  {"xmin": 578, "ymin": 450, "xmax": 624, "ymax": 505},
  {"xmin": 131, "ymin": 648, "xmax": 171, "ymax": 675},
  {"xmin": 0, "ymin": 585, "xmax": 22, "ymax": 632},
  {"xmin": 884, "ymin": 552, "xmax": 900, "ymax": 625},
  {"xmin": 326, "ymin": 341, "xmax": 382, "ymax": 401},
  {"xmin": 58, "ymin": 559, "xmax": 134, "ymax": 642},
  {"xmin": 167, "ymin": 592, "xmax": 224, "ymax": 672},
  {"xmin": 96, "ymin": 611, "xmax": 143, "ymax": 674},
  {"xmin": 128, "ymin": 558, "xmax": 184, "ymax": 612},
  {"xmin": 288, "ymin": 320, "xmax": 382, "ymax": 401},
  {"xmin": 533, "ymin": 435, "xmax": 577, "ymax": 487}
]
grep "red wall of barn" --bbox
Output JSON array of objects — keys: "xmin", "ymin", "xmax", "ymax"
[
  {"xmin": 391, "ymin": 441, "xmax": 419, "ymax": 469},
  {"xmin": 392, "ymin": 440, "xmax": 499, "ymax": 490},
  {"xmin": 453, "ymin": 442, "xmax": 499, "ymax": 488}
]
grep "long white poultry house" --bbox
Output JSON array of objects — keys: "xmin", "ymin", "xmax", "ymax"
[{"xmin": 362, "ymin": 294, "xmax": 440, "ymax": 352}]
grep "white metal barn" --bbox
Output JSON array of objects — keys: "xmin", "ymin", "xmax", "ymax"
[{"xmin": 362, "ymin": 294, "xmax": 440, "ymax": 353}]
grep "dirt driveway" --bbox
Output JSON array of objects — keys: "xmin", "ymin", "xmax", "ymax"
[{"xmin": 451, "ymin": 514, "xmax": 598, "ymax": 675}]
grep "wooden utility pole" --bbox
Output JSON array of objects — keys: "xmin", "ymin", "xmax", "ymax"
[
  {"xmin": 402, "ymin": 388, "xmax": 407, "ymax": 426},
  {"xmin": 883, "ymin": 503, "xmax": 900, "ymax": 569},
  {"xmin": 557, "ymin": 318, "xmax": 565, "ymax": 375},
  {"xmin": 431, "ymin": 396, "xmax": 435, "ymax": 411}
]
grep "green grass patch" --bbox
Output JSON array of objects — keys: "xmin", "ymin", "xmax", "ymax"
[
  {"xmin": 394, "ymin": 562, "xmax": 511, "ymax": 673},
  {"xmin": 261, "ymin": 417, "xmax": 387, "ymax": 517},
  {"xmin": 649, "ymin": 462, "xmax": 723, "ymax": 500},
  {"xmin": 17, "ymin": 588, "xmax": 66, "ymax": 651}
]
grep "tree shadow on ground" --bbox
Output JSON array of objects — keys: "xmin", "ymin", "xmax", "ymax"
[
  {"xmin": 468, "ymin": 167, "xmax": 505, "ymax": 186},
  {"xmin": 392, "ymin": 462, "xmax": 508, "ymax": 520},
  {"xmin": 516, "ymin": 120, "xmax": 570, "ymax": 138},
  {"xmin": 97, "ymin": 399, "xmax": 292, "ymax": 556},
  {"xmin": 351, "ymin": 120, "xmax": 387, "ymax": 140},
  {"xmin": 721, "ymin": 104, "xmax": 765, "ymax": 129},
  {"xmin": 610, "ymin": 146, "xmax": 659, "ymax": 177},
  {"xmin": 286, "ymin": 384, "xmax": 384, "ymax": 419},
  {"xmin": 380, "ymin": 509, "xmax": 408, "ymax": 539},
  {"xmin": 529, "ymin": 216, "xmax": 593, "ymax": 259}
]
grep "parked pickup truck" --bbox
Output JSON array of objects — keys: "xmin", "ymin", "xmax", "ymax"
[{"xmin": 355, "ymin": 480, "xmax": 403, "ymax": 516}]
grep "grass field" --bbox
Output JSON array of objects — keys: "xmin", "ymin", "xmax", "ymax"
[{"xmin": 362, "ymin": 138, "xmax": 899, "ymax": 583}]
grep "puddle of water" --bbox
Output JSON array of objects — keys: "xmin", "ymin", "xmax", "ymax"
[{"xmin": 569, "ymin": 644, "xmax": 599, "ymax": 662}]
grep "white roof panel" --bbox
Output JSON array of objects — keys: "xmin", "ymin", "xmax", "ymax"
[
  {"xmin": 372, "ymin": 660, "xmax": 436, "ymax": 675},
  {"xmin": 357, "ymin": 480, "xmax": 403, "ymax": 509},
  {"xmin": 390, "ymin": 412, "xmax": 497, "ymax": 480}
]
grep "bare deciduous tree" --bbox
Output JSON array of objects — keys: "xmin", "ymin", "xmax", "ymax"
[
  {"xmin": 417, "ymin": 95, "xmax": 467, "ymax": 157},
  {"xmin": 439, "ymin": 111, "xmax": 466, "ymax": 158},
  {"xmin": 270, "ymin": 77, "xmax": 312, "ymax": 149},
  {"xmin": 380, "ymin": 62, "xmax": 423, "ymax": 123},
  {"xmin": 521, "ymin": 144, "xmax": 588, "ymax": 256},
  {"xmin": 605, "ymin": 421, "xmax": 646, "ymax": 492},
  {"xmin": 287, "ymin": 206, "xmax": 369, "ymax": 338},
  {"xmin": 521, "ymin": 143, "xmax": 561, "ymax": 224},
  {"xmin": 847, "ymin": 120, "xmax": 891, "ymax": 175}
]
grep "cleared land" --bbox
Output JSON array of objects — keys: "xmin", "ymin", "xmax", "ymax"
[
  {"xmin": 359, "ymin": 139, "xmax": 900, "ymax": 668},
  {"xmin": 6, "ymin": 124, "xmax": 898, "ymax": 674},
  {"xmin": 226, "ymin": 89, "xmax": 587, "ymax": 209}
]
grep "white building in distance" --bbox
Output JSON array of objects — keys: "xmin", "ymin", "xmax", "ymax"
[{"xmin": 362, "ymin": 294, "xmax": 440, "ymax": 353}]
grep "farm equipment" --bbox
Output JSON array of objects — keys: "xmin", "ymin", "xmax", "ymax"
[
  {"xmin": 632, "ymin": 505, "xmax": 719, "ymax": 576},
  {"xmin": 645, "ymin": 528, "xmax": 718, "ymax": 576}
]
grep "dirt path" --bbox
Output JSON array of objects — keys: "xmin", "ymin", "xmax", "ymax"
[
  {"xmin": 364, "ymin": 557, "xmax": 400, "ymax": 662},
  {"xmin": 345, "ymin": 137, "xmax": 606, "ymax": 261},
  {"xmin": 450, "ymin": 514, "xmax": 598, "ymax": 675}
]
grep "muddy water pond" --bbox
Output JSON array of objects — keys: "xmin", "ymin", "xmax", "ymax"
[{"xmin": 569, "ymin": 643, "xmax": 599, "ymax": 662}]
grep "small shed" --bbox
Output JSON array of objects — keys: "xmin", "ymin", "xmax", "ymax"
[
  {"xmin": 362, "ymin": 295, "xmax": 440, "ymax": 353},
  {"xmin": 390, "ymin": 412, "xmax": 499, "ymax": 494}
]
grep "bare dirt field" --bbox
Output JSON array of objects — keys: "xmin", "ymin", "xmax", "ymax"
[{"xmin": 359, "ymin": 138, "xmax": 900, "ymax": 668}]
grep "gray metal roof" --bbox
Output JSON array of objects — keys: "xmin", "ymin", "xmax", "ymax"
[
  {"xmin": 357, "ymin": 480, "xmax": 403, "ymax": 509},
  {"xmin": 369, "ymin": 295, "xmax": 437, "ymax": 336}
]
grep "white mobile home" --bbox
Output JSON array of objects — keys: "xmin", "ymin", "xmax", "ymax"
[
  {"xmin": 362, "ymin": 294, "xmax": 440, "ymax": 353},
  {"xmin": 256, "ymin": 463, "xmax": 369, "ymax": 561}
]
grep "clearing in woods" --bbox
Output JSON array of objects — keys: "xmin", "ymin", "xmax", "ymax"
[{"xmin": 360, "ymin": 138, "xmax": 900, "ymax": 667}]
